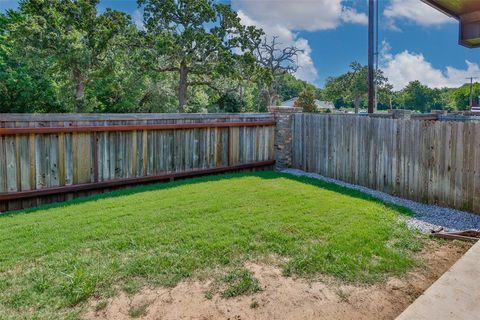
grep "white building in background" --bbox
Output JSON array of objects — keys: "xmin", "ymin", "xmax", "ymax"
[{"xmin": 281, "ymin": 97, "xmax": 335, "ymax": 111}]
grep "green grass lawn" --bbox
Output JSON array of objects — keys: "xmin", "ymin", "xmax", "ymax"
[{"xmin": 0, "ymin": 172, "xmax": 423, "ymax": 319}]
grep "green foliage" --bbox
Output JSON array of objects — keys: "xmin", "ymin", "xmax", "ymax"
[
  {"xmin": 95, "ymin": 300, "xmax": 108, "ymax": 312},
  {"xmin": 135, "ymin": 75, "xmax": 179, "ymax": 113},
  {"xmin": 322, "ymin": 63, "xmax": 478, "ymax": 113},
  {"xmin": 0, "ymin": 0, "xmax": 150, "ymax": 113},
  {"xmin": 376, "ymin": 83, "xmax": 394, "ymax": 110},
  {"xmin": 323, "ymin": 62, "xmax": 387, "ymax": 113},
  {"xmin": 323, "ymin": 70, "xmax": 349, "ymax": 110},
  {"xmin": 323, "ymin": 75, "xmax": 349, "ymax": 108},
  {"xmin": 347, "ymin": 62, "xmax": 370, "ymax": 104},
  {"xmin": 128, "ymin": 302, "xmax": 149, "ymax": 318},
  {"xmin": 0, "ymin": 0, "xmax": 323, "ymax": 114},
  {"xmin": 220, "ymin": 269, "xmax": 261, "ymax": 298},
  {"xmin": 380, "ymin": 83, "xmax": 452, "ymax": 113},
  {"xmin": 447, "ymin": 83, "xmax": 480, "ymax": 111},
  {"xmin": 0, "ymin": 172, "xmax": 426, "ymax": 318},
  {"xmin": 139, "ymin": 0, "xmax": 262, "ymax": 111},
  {"xmin": 397, "ymin": 81, "xmax": 433, "ymax": 113},
  {"xmin": 277, "ymin": 73, "xmax": 319, "ymax": 102},
  {"xmin": 215, "ymin": 92, "xmax": 243, "ymax": 113},
  {"xmin": 0, "ymin": 10, "xmax": 63, "ymax": 112},
  {"xmin": 4, "ymin": 1, "xmax": 475, "ymax": 115},
  {"xmin": 294, "ymin": 89, "xmax": 317, "ymax": 113},
  {"xmin": 17, "ymin": 0, "xmax": 138, "ymax": 111}
]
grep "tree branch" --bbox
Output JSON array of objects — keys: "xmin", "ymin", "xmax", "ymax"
[{"xmin": 153, "ymin": 66, "xmax": 179, "ymax": 72}]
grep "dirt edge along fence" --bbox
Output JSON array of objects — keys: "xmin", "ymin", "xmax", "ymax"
[
  {"xmin": 291, "ymin": 111, "xmax": 480, "ymax": 215},
  {"xmin": 0, "ymin": 113, "xmax": 275, "ymax": 211}
]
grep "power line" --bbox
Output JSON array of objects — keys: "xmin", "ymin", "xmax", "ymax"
[{"xmin": 375, "ymin": 0, "xmax": 379, "ymax": 111}]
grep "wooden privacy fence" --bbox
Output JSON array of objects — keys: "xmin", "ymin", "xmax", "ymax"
[
  {"xmin": 292, "ymin": 113, "xmax": 480, "ymax": 214},
  {"xmin": 0, "ymin": 113, "xmax": 275, "ymax": 211}
]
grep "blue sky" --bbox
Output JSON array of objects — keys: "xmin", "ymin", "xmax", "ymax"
[{"xmin": 1, "ymin": 0, "xmax": 479, "ymax": 90}]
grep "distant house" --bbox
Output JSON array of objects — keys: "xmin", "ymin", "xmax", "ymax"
[{"xmin": 281, "ymin": 98, "xmax": 335, "ymax": 111}]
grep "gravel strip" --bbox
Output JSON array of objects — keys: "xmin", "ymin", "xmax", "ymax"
[{"xmin": 281, "ymin": 168, "xmax": 480, "ymax": 233}]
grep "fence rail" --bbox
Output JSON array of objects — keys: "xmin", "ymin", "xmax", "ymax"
[
  {"xmin": 0, "ymin": 113, "xmax": 275, "ymax": 211},
  {"xmin": 0, "ymin": 121, "xmax": 275, "ymax": 134},
  {"xmin": 292, "ymin": 113, "xmax": 480, "ymax": 214}
]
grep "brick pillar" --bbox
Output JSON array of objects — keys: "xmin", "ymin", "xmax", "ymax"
[{"xmin": 268, "ymin": 106, "xmax": 302, "ymax": 169}]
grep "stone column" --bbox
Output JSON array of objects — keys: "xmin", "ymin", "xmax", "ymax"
[{"xmin": 268, "ymin": 106, "xmax": 302, "ymax": 170}]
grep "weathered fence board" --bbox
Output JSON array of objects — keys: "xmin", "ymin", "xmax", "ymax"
[
  {"xmin": 0, "ymin": 113, "xmax": 275, "ymax": 211},
  {"xmin": 292, "ymin": 113, "xmax": 480, "ymax": 214}
]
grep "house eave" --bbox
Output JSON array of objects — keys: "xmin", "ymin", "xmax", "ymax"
[
  {"xmin": 421, "ymin": 0, "xmax": 480, "ymax": 48},
  {"xmin": 421, "ymin": 0, "xmax": 460, "ymax": 19}
]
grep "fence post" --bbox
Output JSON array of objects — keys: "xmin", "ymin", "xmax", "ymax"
[{"xmin": 268, "ymin": 106, "xmax": 302, "ymax": 170}]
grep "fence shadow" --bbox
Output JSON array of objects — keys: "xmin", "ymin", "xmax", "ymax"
[
  {"xmin": 1, "ymin": 170, "xmax": 413, "ymax": 218},
  {"xmin": 272, "ymin": 172, "xmax": 414, "ymax": 216}
]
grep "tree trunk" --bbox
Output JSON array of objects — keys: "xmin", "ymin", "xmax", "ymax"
[
  {"xmin": 73, "ymin": 68, "xmax": 86, "ymax": 112},
  {"xmin": 267, "ymin": 85, "xmax": 277, "ymax": 107},
  {"xmin": 239, "ymin": 82, "xmax": 244, "ymax": 112},
  {"xmin": 354, "ymin": 95, "xmax": 360, "ymax": 114},
  {"xmin": 178, "ymin": 61, "xmax": 188, "ymax": 112}
]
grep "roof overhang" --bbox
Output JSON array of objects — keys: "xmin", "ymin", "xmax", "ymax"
[{"xmin": 422, "ymin": 0, "xmax": 480, "ymax": 48}]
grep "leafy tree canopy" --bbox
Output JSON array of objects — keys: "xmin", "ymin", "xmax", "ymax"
[
  {"xmin": 139, "ymin": 0, "xmax": 263, "ymax": 111},
  {"xmin": 14, "ymin": 0, "xmax": 138, "ymax": 111},
  {"xmin": 1, "ymin": 1, "xmax": 477, "ymax": 114},
  {"xmin": 323, "ymin": 62, "xmax": 387, "ymax": 113},
  {"xmin": 294, "ymin": 89, "xmax": 317, "ymax": 113}
]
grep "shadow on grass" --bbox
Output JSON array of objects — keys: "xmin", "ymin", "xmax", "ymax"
[{"xmin": 0, "ymin": 170, "xmax": 413, "ymax": 218}]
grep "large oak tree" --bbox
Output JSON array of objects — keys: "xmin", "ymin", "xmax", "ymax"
[{"xmin": 139, "ymin": 0, "xmax": 262, "ymax": 112}]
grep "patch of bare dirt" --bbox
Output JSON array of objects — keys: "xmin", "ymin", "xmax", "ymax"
[{"xmin": 84, "ymin": 241, "xmax": 470, "ymax": 320}]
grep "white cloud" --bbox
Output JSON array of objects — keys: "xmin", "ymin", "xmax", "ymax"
[
  {"xmin": 341, "ymin": 7, "xmax": 368, "ymax": 25},
  {"xmin": 381, "ymin": 41, "xmax": 479, "ymax": 90},
  {"xmin": 384, "ymin": 0, "xmax": 455, "ymax": 28},
  {"xmin": 132, "ymin": 9, "xmax": 145, "ymax": 31},
  {"xmin": 232, "ymin": 1, "xmax": 367, "ymax": 84},
  {"xmin": 293, "ymin": 38, "xmax": 318, "ymax": 83},
  {"xmin": 232, "ymin": 0, "xmax": 368, "ymax": 31}
]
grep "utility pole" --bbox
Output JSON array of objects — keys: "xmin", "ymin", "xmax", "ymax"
[
  {"xmin": 374, "ymin": 0, "xmax": 379, "ymax": 111},
  {"xmin": 467, "ymin": 77, "xmax": 478, "ymax": 109},
  {"xmin": 368, "ymin": 0, "xmax": 375, "ymax": 114}
]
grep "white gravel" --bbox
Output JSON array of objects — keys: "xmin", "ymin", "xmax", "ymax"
[{"xmin": 281, "ymin": 169, "xmax": 480, "ymax": 233}]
